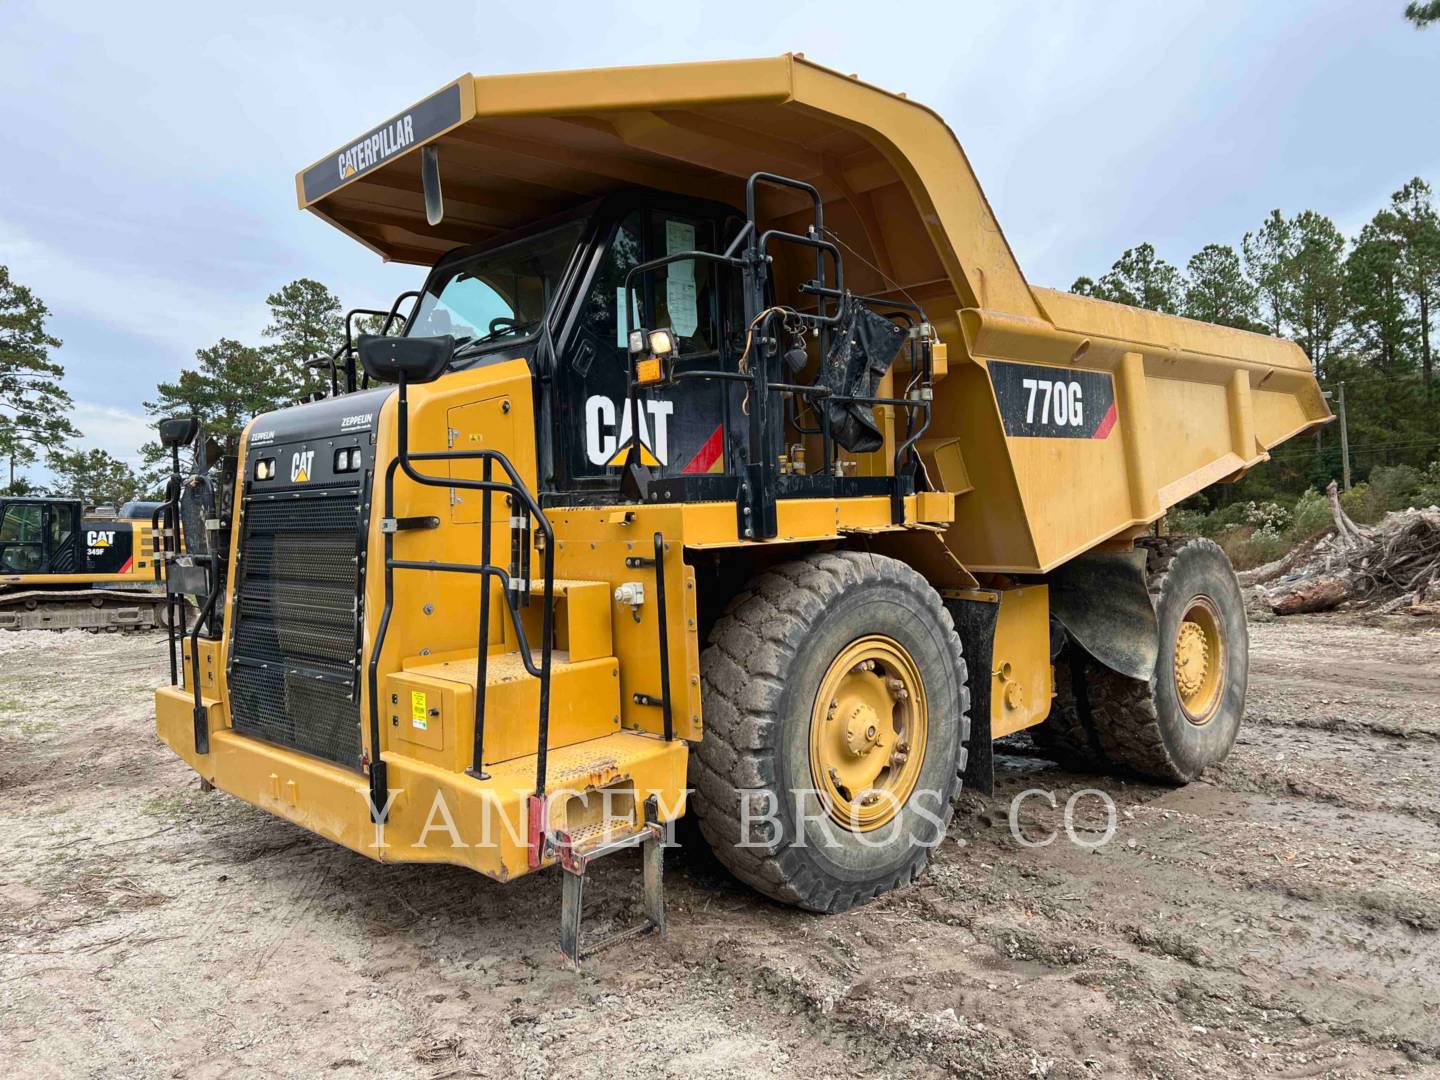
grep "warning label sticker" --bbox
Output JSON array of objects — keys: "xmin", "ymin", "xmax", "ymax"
[{"xmin": 410, "ymin": 690, "xmax": 428, "ymax": 730}]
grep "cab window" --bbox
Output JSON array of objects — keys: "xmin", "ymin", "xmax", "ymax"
[
  {"xmin": 0, "ymin": 503, "xmax": 42, "ymax": 543},
  {"xmin": 0, "ymin": 503, "xmax": 44, "ymax": 572},
  {"xmin": 647, "ymin": 212, "xmax": 719, "ymax": 355},
  {"xmin": 49, "ymin": 505, "xmax": 73, "ymax": 550},
  {"xmin": 409, "ymin": 219, "xmax": 586, "ymax": 351}
]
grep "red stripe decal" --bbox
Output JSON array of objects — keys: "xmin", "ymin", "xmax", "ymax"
[
  {"xmin": 118, "ymin": 557, "xmax": 134, "ymax": 574},
  {"xmin": 1092, "ymin": 401, "xmax": 1118, "ymax": 439},
  {"xmin": 683, "ymin": 425, "xmax": 725, "ymax": 474}
]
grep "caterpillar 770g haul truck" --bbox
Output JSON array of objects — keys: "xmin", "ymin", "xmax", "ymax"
[{"xmin": 154, "ymin": 55, "xmax": 1330, "ymax": 961}]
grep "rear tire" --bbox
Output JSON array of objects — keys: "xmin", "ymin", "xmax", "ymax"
[
  {"xmin": 1032, "ymin": 649, "xmax": 1110, "ymax": 770},
  {"xmin": 691, "ymin": 551, "xmax": 970, "ymax": 913},
  {"xmin": 1086, "ymin": 537, "xmax": 1248, "ymax": 782}
]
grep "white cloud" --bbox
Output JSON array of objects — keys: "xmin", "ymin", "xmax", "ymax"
[
  {"xmin": 15, "ymin": 400, "xmax": 151, "ymax": 488},
  {"xmin": 67, "ymin": 401, "xmax": 151, "ymax": 468},
  {"xmin": 0, "ymin": 221, "xmax": 270, "ymax": 359},
  {"xmin": 10, "ymin": 401, "xmax": 151, "ymax": 490}
]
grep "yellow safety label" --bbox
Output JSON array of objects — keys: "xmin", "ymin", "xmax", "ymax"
[{"xmin": 410, "ymin": 690, "xmax": 428, "ymax": 730}]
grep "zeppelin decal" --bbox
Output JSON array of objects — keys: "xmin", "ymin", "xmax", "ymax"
[
  {"xmin": 301, "ymin": 82, "xmax": 465, "ymax": 203},
  {"xmin": 988, "ymin": 359, "xmax": 1118, "ymax": 440}
]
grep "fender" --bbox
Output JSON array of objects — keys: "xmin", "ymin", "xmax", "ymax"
[{"xmin": 1047, "ymin": 548, "xmax": 1158, "ymax": 682}]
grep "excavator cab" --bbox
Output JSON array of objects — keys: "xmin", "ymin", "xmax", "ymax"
[{"xmin": 0, "ymin": 498, "xmax": 81, "ymax": 575}]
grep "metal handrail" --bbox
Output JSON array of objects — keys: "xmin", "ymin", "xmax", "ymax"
[
  {"xmin": 188, "ymin": 553, "xmax": 222, "ymax": 753},
  {"xmin": 365, "ymin": 376, "xmax": 556, "ymax": 825},
  {"xmin": 151, "ymin": 464, "xmax": 186, "ymax": 684}
]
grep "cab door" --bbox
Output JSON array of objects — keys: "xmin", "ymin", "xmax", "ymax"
[
  {"xmin": 46, "ymin": 503, "xmax": 81, "ymax": 572},
  {"xmin": 556, "ymin": 205, "xmax": 744, "ymax": 492}
]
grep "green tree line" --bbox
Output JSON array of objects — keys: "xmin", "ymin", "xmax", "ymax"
[
  {"xmin": 1070, "ymin": 177, "xmax": 1440, "ymax": 506},
  {"xmin": 139, "ymin": 277, "xmax": 352, "ymax": 481},
  {"xmin": 1, "ymin": 267, "xmax": 362, "ymax": 508}
]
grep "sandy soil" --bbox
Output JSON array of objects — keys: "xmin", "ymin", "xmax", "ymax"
[{"xmin": 1, "ymin": 616, "xmax": 1437, "ymax": 1079}]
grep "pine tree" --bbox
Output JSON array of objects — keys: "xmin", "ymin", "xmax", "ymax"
[
  {"xmin": 1282, "ymin": 211, "xmax": 1349, "ymax": 378},
  {"xmin": 46, "ymin": 447, "xmax": 142, "ymax": 509},
  {"xmin": 262, "ymin": 278, "xmax": 344, "ymax": 398},
  {"xmin": 1406, "ymin": 1, "xmax": 1440, "ymax": 28},
  {"xmin": 1242, "ymin": 210, "xmax": 1294, "ymax": 337},
  {"xmin": 0, "ymin": 265, "xmax": 80, "ymax": 492},
  {"xmin": 1347, "ymin": 221, "xmax": 1415, "ymax": 375},
  {"xmin": 1383, "ymin": 178, "xmax": 1440, "ymax": 392},
  {"xmin": 141, "ymin": 338, "xmax": 280, "ymax": 471},
  {"xmin": 1070, "ymin": 243, "xmax": 1184, "ymax": 314},
  {"xmin": 1184, "ymin": 244, "xmax": 1260, "ymax": 329}
]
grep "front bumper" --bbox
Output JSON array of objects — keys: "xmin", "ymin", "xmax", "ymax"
[{"xmin": 155, "ymin": 685, "xmax": 688, "ymax": 881}]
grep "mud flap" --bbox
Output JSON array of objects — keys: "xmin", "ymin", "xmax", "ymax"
[
  {"xmin": 1048, "ymin": 548, "xmax": 1158, "ymax": 681},
  {"xmin": 944, "ymin": 597, "xmax": 998, "ymax": 797}
]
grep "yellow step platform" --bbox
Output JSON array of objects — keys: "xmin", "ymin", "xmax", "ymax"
[{"xmin": 387, "ymin": 646, "xmax": 622, "ymax": 770}]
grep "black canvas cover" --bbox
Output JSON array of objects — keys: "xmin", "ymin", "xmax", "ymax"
[{"xmin": 817, "ymin": 306, "xmax": 907, "ymax": 453}]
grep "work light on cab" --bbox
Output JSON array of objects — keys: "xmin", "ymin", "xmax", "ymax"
[{"xmin": 629, "ymin": 326, "xmax": 675, "ymax": 386}]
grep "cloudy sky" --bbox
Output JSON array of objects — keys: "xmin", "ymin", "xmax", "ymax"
[{"xmin": 1, "ymin": 1, "xmax": 1435, "ymax": 476}]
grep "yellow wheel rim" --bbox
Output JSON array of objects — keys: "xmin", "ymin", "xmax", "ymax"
[
  {"xmin": 809, "ymin": 635, "xmax": 927, "ymax": 832},
  {"xmin": 1174, "ymin": 596, "xmax": 1225, "ymax": 725}
]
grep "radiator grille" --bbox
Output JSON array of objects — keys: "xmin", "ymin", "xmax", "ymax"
[{"xmin": 229, "ymin": 485, "xmax": 364, "ymax": 767}]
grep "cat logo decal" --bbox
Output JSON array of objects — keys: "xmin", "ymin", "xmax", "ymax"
[
  {"xmin": 584, "ymin": 396, "xmax": 673, "ymax": 468},
  {"xmin": 291, "ymin": 450, "xmax": 315, "ymax": 483}
]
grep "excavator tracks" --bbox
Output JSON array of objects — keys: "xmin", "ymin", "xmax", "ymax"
[{"xmin": 0, "ymin": 588, "xmax": 172, "ymax": 632}]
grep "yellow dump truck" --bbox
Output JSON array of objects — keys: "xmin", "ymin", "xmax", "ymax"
[{"xmin": 154, "ymin": 55, "xmax": 1329, "ymax": 961}]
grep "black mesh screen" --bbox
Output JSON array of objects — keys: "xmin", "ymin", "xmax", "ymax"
[{"xmin": 229, "ymin": 485, "xmax": 364, "ymax": 768}]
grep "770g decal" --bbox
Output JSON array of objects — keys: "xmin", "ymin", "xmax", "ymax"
[{"xmin": 988, "ymin": 360, "xmax": 1118, "ymax": 440}]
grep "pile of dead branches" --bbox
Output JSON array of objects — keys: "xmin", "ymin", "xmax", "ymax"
[{"xmin": 1244, "ymin": 482, "xmax": 1440, "ymax": 617}]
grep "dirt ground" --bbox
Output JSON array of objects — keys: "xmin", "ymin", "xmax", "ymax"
[{"xmin": 1, "ymin": 615, "xmax": 1437, "ymax": 1079}]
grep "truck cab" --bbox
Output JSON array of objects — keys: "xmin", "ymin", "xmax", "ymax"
[{"xmin": 402, "ymin": 191, "xmax": 750, "ymax": 501}]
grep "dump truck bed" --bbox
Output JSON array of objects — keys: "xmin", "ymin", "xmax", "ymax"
[{"xmin": 297, "ymin": 54, "xmax": 1330, "ymax": 573}]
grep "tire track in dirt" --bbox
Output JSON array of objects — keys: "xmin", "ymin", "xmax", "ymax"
[{"xmin": 3, "ymin": 620, "xmax": 1437, "ymax": 1078}]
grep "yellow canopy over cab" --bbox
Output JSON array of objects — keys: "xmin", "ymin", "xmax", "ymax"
[{"xmin": 297, "ymin": 54, "xmax": 1329, "ymax": 571}]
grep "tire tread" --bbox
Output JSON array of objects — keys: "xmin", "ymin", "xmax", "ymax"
[{"xmin": 692, "ymin": 550, "xmax": 969, "ymax": 913}]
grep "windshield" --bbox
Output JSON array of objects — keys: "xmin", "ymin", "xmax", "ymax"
[{"xmin": 408, "ymin": 221, "xmax": 586, "ymax": 352}]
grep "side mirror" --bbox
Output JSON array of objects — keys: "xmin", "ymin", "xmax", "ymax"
[
  {"xmin": 158, "ymin": 417, "xmax": 200, "ymax": 449},
  {"xmin": 357, "ymin": 334, "xmax": 453, "ymax": 385}
]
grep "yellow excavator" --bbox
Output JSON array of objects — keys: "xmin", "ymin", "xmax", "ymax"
[
  {"xmin": 154, "ymin": 55, "xmax": 1329, "ymax": 962},
  {"xmin": 0, "ymin": 497, "xmax": 167, "ymax": 630}
]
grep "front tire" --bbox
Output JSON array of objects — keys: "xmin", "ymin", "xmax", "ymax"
[{"xmin": 690, "ymin": 551, "xmax": 970, "ymax": 913}]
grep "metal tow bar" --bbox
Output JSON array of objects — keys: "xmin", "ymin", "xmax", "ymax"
[{"xmin": 550, "ymin": 795, "xmax": 667, "ymax": 968}]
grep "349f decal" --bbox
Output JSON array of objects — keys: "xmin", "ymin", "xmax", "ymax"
[{"xmin": 988, "ymin": 360, "xmax": 1118, "ymax": 440}]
